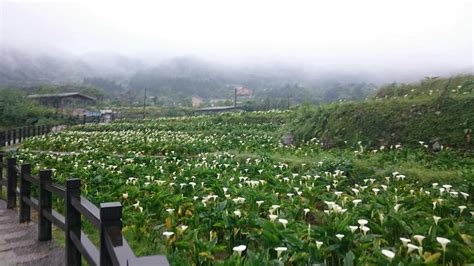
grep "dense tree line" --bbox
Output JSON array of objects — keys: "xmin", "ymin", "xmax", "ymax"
[{"xmin": 0, "ymin": 89, "xmax": 54, "ymax": 129}]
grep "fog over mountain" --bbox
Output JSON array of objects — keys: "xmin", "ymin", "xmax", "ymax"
[{"xmin": 0, "ymin": 0, "xmax": 472, "ymax": 96}]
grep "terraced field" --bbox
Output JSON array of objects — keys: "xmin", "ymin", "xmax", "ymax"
[{"xmin": 13, "ymin": 111, "xmax": 474, "ymax": 265}]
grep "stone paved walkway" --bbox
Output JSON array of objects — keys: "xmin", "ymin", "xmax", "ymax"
[{"xmin": 0, "ymin": 200, "xmax": 64, "ymax": 266}]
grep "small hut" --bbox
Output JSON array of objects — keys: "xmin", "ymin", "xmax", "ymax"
[
  {"xmin": 27, "ymin": 92, "xmax": 95, "ymax": 114},
  {"xmin": 192, "ymin": 96, "xmax": 204, "ymax": 107}
]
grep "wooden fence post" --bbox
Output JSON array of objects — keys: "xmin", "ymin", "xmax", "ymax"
[
  {"xmin": 65, "ymin": 178, "xmax": 82, "ymax": 266},
  {"xmin": 0, "ymin": 131, "xmax": 5, "ymax": 148},
  {"xmin": 22, "ymin": 127, "xmax": 26, "ymax": 141},
  {"xmin": 12, "ymin": 129, "xmax": 16, "ymax": 145},
  {"xmin": 100, "ymin": 202, "xmax": 122, "ymax": 265},
  {"xmin": 7, "ymin": 157, "xmax": 17, "ymax": 209},
  {"xmin": 7, "ymin": 130, "xmax": 11, "ymax": 146},
  {"xmin": 19, "ymin": 164, "xmax": 31, "ymax": 223},
  {"xmin": 38, "ymin": 169, "xmax": 52, "ymax": 241},
  {"xmin": 0, "ymin": 152, "xmax": 3, "ymax": 198},
  {"xmin": 18, "ymin": 128, "xmax": 22, "ymax": 143}
]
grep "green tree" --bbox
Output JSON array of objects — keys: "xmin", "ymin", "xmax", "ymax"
[{"xmin": 0, "ymin": 89, "xmax": 54, "ymax": 129}]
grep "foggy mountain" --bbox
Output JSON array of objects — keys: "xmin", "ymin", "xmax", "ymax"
[
  {"xmin": 0, "ymin": 47, "xmax": 145, "ymax": 86},
  {"xmin": 0, "ymin": 47, "xmax": 375, "ymax": 97},
  {"xmin": 0, "ymin": 46, "xmax": 470, "ymax": 104},
  {"xmin": 0, "ymin": 47, "xmax": 91, "ymax": 86}
]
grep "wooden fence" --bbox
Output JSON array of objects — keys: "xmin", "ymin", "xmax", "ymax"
[
  {"xmin": 0, "ymin": 114, "xmax": 103, "ymax": 148},
  {"xmin": 0, "ymin": 153, "xmax": 169, "ymax": 265},
  {"xmin": 0, "ymin": 125, "xmax": 54, "ymax": 148}
]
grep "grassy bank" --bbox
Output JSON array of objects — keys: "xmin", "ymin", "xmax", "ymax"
[{"xmin": 289, "ymin": 75, "xmax": 474, "ymax": 151}]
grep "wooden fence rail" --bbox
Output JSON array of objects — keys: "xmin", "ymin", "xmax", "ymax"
[{"xmin": 0, "ymin": 153, "xmax": 169, "ymax": 266}]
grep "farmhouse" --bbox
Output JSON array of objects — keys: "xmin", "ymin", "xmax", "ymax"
[
  {"xmin": 27, "ymin": 92, "xmax": 95, "ymax": 114},
  {"xmin": 191, "ymin": 96, "xmax": 204, "ymax": 107}
]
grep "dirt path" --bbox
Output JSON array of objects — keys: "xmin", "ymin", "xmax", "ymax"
[{"xmin": 0, "ymin": 200, "xmax": 64, "ymax": 266}]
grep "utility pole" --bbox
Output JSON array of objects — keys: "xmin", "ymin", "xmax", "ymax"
[
  {"xmin": 234, "ymin": 87, "xmax": 237, "ymax": 107},
  {"xmin": 142, "ymin": 88, "xmax": 147, "ymax": 119}
]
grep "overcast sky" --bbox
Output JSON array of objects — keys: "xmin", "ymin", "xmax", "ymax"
[{"xmin": 0, "ymin": 0, "xmax": 472, "ymax": 72}]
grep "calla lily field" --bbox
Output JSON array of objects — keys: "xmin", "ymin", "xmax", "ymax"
[{"xmin": 13, "ymin": 111, "xmax": 474, "ymax": 265}]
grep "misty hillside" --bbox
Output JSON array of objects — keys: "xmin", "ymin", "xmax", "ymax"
[
  {"xmin": 0, "ymin": 47, "xmax": 91, "ymax": 85},
  {"xmin": 0, "ymin": 48, "xmax": 144, "ymax": 86},
  {"xmin": 0, "ymin": 48, "xmax": 378, "ymax": 104}
]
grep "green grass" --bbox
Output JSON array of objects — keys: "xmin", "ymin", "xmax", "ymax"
[{"xmin": 289, "ymin": 94, "xmax": 474, "ymax": 150}]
